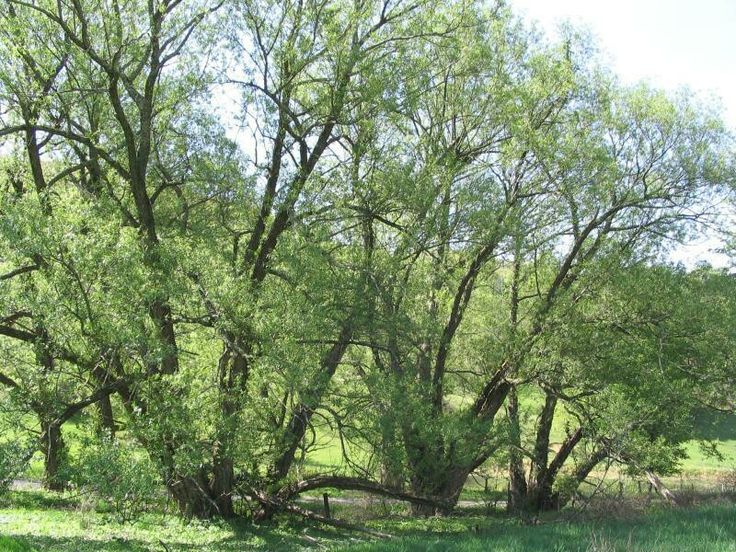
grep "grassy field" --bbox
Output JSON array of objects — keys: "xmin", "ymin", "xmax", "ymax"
[
  {"xmin": 305, "ymin": 397, "xmax": 736, "ymax": 481},
  {"xmin": 356, "ymin": 503, "xmax": 736, "ymax": 552},
  {"xmin": 0, "ymin": 490, "xmax": 734, "ymax": 551},
  {"xmin": 1, "ymin": 407, "xmax": 734, "ymax": 551}
]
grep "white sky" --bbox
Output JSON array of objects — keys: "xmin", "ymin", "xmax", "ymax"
[
  {"xmin": 509, "ymin": 0, "xmax": 735, "ymax": 268},
  {"xmin": 510, "ymin": 0, "xmax": 736, "ymax": 127}
]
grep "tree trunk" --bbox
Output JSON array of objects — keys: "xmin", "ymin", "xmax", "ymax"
[
  {"xmin": 645, "ymin": 470, "xmax": 679, "ymax": 505},
  {"xmin": 409, "ymin": 471, "xmax": 443, "ymax": 516},
  {"xmin": 97, "ymin": 394, "xmax": 116, "ymax": 437},
  {"xmin": 406, "ymin": 443, "xmax": 449, "ymax": 516},
  {"xmin": 380, "ymin": 458, "xmax": 405, "ymax": 490},
  {"xmin": 167, "ymin": 469, "xmax": 219, "ymax": 519},
  {"xmin": 40, "ymin": 422, "xmax": 67, "ymax": 491},
  {"xmin": 270, "ymin": 323, "xmax": 352, "ymax": 481},
  {"xmin": 407, "ymin": 451, "xmax": 470, "ymax": 516},
  {"xmin": 527, "ymin": 480, "xmax": 559, "ymax": 511},
  {"xmin": 554, "ymin": 449, "xmax": 607, "ymax": 510},
  {"xmin": 169, "ymin": 449, "xmax": 235, "ymax": 519},
  {"xmin": 522, "ymin": 391, "xmax": 561, "ymax": 512},
  {"xmin": 529, "ymin": 392, "xmax": 556, "ymax": 484},
  {"xmin": 507, "ymin": 386, "xmax": 528, "ymax": 512},
  {"xmin": 210, "ymin": 458, "xmax": 235, "ymax": 518}
]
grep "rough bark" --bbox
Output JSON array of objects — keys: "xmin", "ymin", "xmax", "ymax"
[
  {"xmin": 507, "ymin": 387, "xmax": 528, "ymax": 512},
  {"xmin": 97, "ymin": 394, "xmax": 116, "ymax": 437},
  {"xmin": 211, "ymin": 458, "xmax": 235, "ymax": 517},
  {"xmin": 167, "ymin": 469, "xmax": 219, "ymax": 519},
  {"xmin": 40, "ymin": 422, "xmax": 66, "ymax": 491}
]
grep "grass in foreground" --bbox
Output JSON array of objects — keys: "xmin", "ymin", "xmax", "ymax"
[
  {"xmin": 1, "ymin": 490, "xmax": 736, "ymax": 551},
  {"xmin": 357, "ymin": 502, "xmax": 736, "ymax": 551},
  {"xmin": 0, "ymin": 491, "xmax": 353, "ymax": 551}
]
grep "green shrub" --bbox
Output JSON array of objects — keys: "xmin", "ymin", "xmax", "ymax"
[
  {"xmin": 0, "ymin": 441, "xmax": 31, "ymax": 495},
  {"xmin": 71, "ymin": 437, "xmax": 161, "ymax": 522}
]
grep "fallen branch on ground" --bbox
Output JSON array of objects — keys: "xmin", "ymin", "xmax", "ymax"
[
  {"xmin": 284, "ymin": 502, "xmax": 393, "ymax": 539},
  {"xmin": 276, "ymin": 474, "xmax": 451, "ymax": 511}
]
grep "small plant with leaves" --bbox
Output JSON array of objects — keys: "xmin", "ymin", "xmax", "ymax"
[
  {"xmin": 0, "ymin": 440, "xmax": 31, "ymax": 495},
  {"xmin": 71, "ymin": 437, "xmax": 162, "ymax": 522}
]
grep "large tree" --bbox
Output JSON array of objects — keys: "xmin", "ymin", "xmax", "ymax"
[
  {"xmin": 0, "ymin": 0, "xmax": 463, "ymax": 518},
  {"xmin": 0, "ymin": 0, "xmax": 732, "ymax": 524},
  {"xmin": 504, "ymin": 264, "xmax": 736, "ymax": 512},
  {"xmin": 348, "ymin": 37, "xmax": 732, "ymax": 512}
]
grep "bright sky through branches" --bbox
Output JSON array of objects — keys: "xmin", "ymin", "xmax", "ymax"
[
  {"xmin": 510, "ymin": 0, "xmax": 735, "ymax": 268},
  {"xmin": 510, "ymin": 0, "xmax": 736, "ymax": 127}
]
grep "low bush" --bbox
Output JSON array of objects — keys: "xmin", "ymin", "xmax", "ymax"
[
  {"xmin": 71, "ymin": 437, "xmax": 161, "ymax": 522},
  {"xmin": 0, "ymin": 441, "xmax": 31, "ymax": 495}
]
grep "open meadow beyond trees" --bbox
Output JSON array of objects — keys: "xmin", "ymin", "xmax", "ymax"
[{"xmin": 0, "ymin": 0, "xmax": 735, "ymax": 549}]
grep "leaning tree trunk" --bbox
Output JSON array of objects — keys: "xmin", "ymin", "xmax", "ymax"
[
  {"xmin": 553, "ymin": 448, "xmax": 607, "ymax": 510},
  {"xmin": 645, "ymin": 470, "xmax": 679, "ymax": 505}
]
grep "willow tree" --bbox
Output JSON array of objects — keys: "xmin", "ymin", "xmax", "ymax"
[
  {"xmin": 0, "ymin": 0, "xmax": 465, "ymax": 518},
  {"xmin": 348, "ymin": 28, "xmax": 733, "ymax": 512},
  {"xmin": 501, "ymin": 264, "xmax": 736, "ymax": 512},
  {"xmin": 0, "ymin": 0, "xmax": 732, "ymax": 523}
]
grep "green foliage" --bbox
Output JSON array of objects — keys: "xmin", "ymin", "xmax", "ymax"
[
  {"xmin": 0, "ymin": 0, "xmax": 733, "ymax": 524},
  {"xmin": 0, "ymin": 441, "xmax": 31, "ymax": 495},
  {"xmin": 70, "ymin": 438, "xmax": 162, "ymax": 522}
]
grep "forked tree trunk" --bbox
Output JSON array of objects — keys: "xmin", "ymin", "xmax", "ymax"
[
  {"xmin": 166, "ymin": 463, "xmax": 238, "ymax": 519},
  {"xmin": 164, "ymin": 454, "xmax": 235, "ymax": 518},
  {"xmin": 167, "ymin": 471, "xmax": 217, "ymax": 519}
]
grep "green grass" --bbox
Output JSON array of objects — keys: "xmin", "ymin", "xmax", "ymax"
[
  {"xmin": 1, "ymin": 403, "xmax": 734, "ymax": 551},
  {"xmin": 681, "ymin": 410, "xmax": 736, "ymax": 472},
  {"xmin": 352, "ymin": 503, "xmax": 736, "ymax": 551},
  {"xmin": 0, "ymin": 490, "xmax": 356, "ymax": 551},
  {"xmin": 0, "ymin": 536, "xmax": 33, "ymax": 552},
  {"xmin": 1, "ymin": 490, "xmax": 735, "ymax": 551}
]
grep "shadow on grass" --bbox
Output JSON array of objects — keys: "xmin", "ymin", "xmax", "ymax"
[
  {"xmin": 693, "ymin": 409, "xmax": 736, "ymax": 441},
  {"xmin": 351, "ymin": 503, "xmax": 736, "ymax": 552},
  {"xmin": 4, "ymin": 514, "xmax": 364, "ymax": 551},
  {"xmin": 0, "ymin": 490, "xmax": 77, "ymax": 511}
]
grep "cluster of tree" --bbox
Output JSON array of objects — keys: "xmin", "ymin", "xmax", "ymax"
[{"xmin": 0, "ymin": 0, "xmax": 734, "ymax": 522}]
